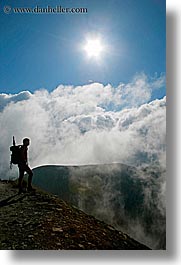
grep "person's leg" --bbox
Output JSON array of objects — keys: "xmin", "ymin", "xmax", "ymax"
[
  {"xmin": 25, "ymin": 165, "xmax": 34, "ymax": 190},
  {"xmin": 18, "ymin": 165, "xmax": 25, "ymax": 193}
]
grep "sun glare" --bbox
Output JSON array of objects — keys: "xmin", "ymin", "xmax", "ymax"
[{"xmin": 84, "ymin": 38, "xmax": 104, "ymax": 59}]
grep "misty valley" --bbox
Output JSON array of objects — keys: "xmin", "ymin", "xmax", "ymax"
[{"xmin": 32, "ymin": 163, "xmax": 166, "ymax": 250}]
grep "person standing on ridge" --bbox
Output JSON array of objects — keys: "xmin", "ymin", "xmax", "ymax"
[{"xmin": 18, "ymin": 138, "xmax": 34, "ymax": 194}]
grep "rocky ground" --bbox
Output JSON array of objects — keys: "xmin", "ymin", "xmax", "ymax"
[{"xmin": 0, "ymin": 180, "xmax": 150, "ymax": 250}]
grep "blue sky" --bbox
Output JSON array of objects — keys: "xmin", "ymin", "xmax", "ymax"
[{"xmin": 0, "ymin": 0, "xmax": 165, "ymax": 98}]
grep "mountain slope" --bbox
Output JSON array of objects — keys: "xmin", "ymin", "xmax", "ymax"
[
  {"xmin": 32, "ymin": 163, "xmax": 166, "ymax": 249},
  {"xmin": 0, "ymin": 180, "xmax": 150, "ymax": 250}
]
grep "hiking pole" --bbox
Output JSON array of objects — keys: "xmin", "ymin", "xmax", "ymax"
[
  {"xmin": 10, "ymin": 136, "xmax": 16, "ymax": 169},
  {"xmin": 13, "ymin": 136, "xmax": 16, "ymax": 146}
]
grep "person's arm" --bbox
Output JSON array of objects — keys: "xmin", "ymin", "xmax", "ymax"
[{"xmin": 19, "ymin": 146, "xmax": 27, "ymax": 163}]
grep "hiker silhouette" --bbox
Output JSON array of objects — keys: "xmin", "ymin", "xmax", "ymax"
[{"xmin": 18, "ymin": 138, "xmax": 34, "ymax": 194}]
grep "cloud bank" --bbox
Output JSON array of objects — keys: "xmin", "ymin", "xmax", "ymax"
[
  {"xmin": 0, "ymin": 73, "xmax": 166, "ymax": 179},
  {"xmin": 0, "ymin": 73, "xmax": 166, "ymax": 249}
]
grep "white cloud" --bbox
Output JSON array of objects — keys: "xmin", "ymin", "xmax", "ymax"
[
  {"xmin": 0, "ymin": 73, "xmax": 166, "ymax": 179},
  {"xmin": 0, "ymin": 91, "xmax": 32, "ymax": 111}
]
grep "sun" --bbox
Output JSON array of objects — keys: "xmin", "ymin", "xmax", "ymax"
[{"xmin": 84, "ymin": 38, "xmax": 104, "ymax": 59}]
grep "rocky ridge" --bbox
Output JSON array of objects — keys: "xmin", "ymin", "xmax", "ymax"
[{"xmin": 0, "ymin": 180, "xmax": 150, "ymax": 250}]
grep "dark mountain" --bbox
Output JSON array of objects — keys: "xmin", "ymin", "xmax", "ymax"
[{"xmin": 32, "ymin": 163, "xmax": 166, "ymax": 249}]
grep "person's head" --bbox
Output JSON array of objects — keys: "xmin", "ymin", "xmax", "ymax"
[{"xmin": 23, "ymin": 138, "xmax": 30, "ymax": 146}]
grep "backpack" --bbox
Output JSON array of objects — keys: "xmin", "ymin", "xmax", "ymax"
[{"xmin": 10, "ymin": 136, "xmax": 22, "ymax": 165}]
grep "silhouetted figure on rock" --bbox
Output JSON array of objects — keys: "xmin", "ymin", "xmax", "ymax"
[{"xmin": 18, "ymin": 138, "xmax": 34, "ymax": 194}]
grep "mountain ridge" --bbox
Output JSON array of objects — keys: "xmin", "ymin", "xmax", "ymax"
[{"xmin": 0, "ymin": 180, "xmax": 150, "ymax": 250}]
